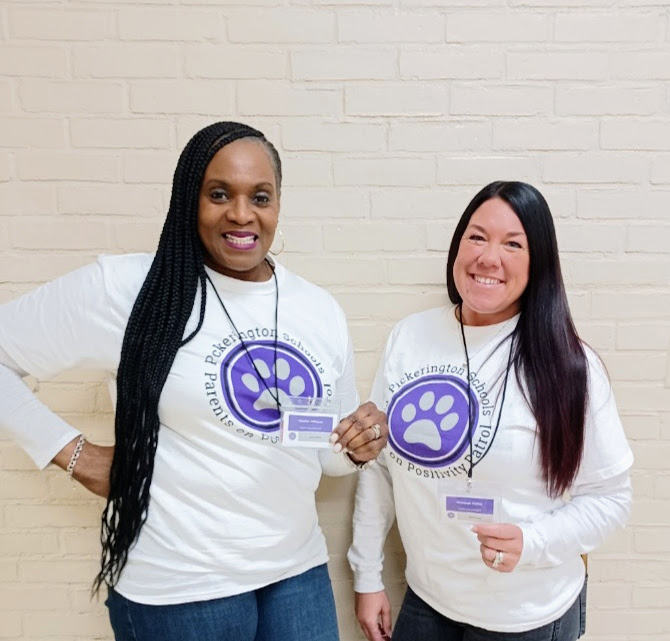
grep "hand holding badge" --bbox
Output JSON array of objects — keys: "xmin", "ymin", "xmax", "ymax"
[
  {"xmin": 438, "ymin": 479, "xmax": 523, "ymax": 573},
  {"xmin": 329, "ymin": 401, "xmax": 388, "ymax": 467},
  {"xmin": 280, "ymin": 398, "xmax": 388, "ymax": 466},
  {"xmin": 471, "ymin": 522, "xmax": 524, "ymax": 573}
]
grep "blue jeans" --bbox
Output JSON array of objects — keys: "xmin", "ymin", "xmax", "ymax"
[
  {"xmin": 106, "ymin": 564, "xmax": 339, "ymax": 641},
  {"xmin": 392, "ymin": 580, "xmax": 587, "ymax": 641}
]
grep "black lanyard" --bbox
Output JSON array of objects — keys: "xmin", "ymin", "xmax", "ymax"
[
  {"xmin": 458, "ymin": 305, "xmax": 515, "ymax": 481},
  {"xmin": 206, "ymin": 260, "xmax": 281, "ymax": 411}
]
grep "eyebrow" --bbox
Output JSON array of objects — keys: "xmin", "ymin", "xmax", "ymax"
[
  {"xmin": 469, "ymin": 223, "xmax": 526, "ymax": 238},
  {"xmin": 202, "ymin": 179, "xmax": 275, "ymax": 191}
]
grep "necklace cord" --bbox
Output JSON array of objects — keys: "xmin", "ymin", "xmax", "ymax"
[
  {"xmin": 205, "ymin": 259, "xmax": 281, "ymax": 411},
  {"xmin": 458, "ymin": 308, "xmax": 475, "ymax": 479},
  {"xmin": 457, "ymin": 305, "xmax": 515, "ymax": 480}
]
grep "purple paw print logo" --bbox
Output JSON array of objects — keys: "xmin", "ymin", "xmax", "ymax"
[
  {"xmin": 387, "ymin": 376, "xmax": 477, "ymax": 467},
  {"xmin": 221, "ymin": 340, "xmax": 322, "ymax": 432}
]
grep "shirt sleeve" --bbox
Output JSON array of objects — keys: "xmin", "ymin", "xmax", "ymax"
[
  {"xmin": 0, "ymin": 259, "xmax": 124, "ymax": 379},
  {"xmin": 0, "ymin": 348, "xmax": 80, "ymax": 469},
  {"xmin": 319, "ymin": 307, "xmax": 360, "ymax": 476},
  {"xmin": 348, "ymin": 452, "xmax": 396, "ymax": 593},
  {"xmin": 0, "ymin": 257, "xmax": 134, "ymax": 468},
  {"xmin": 347, "ymin": 336, "xmax": 397, "ymax": 592},
  {"xmin": 333, "ymin": 305, "xmax": 360, "ymax": 418},
  {"xmin": 518, "ymin": 354, "xmax": 634, "ymax": 568}
]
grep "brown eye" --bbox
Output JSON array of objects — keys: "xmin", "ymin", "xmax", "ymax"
[{"xmin": 210, "ymin": 189, "xmax": 227, "ymax": 201}]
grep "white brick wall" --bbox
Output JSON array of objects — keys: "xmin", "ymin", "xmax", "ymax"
[{"xmin": 1, "ymin": 2, "xmax": 669, "ymax": 640}]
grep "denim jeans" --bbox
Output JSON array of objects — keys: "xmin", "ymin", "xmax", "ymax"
[
  {"xmin": 106, "ymin": 563, "xmax": 339, "ymax": 641},
  {"xmin": 392, "ymin": 579, "xmax": 587, "ymax": 641}
]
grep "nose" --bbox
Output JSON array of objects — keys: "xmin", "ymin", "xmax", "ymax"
[
  {"xmin": 477, "ymin": 242, "xmax": 502, "ymax": 268},
  {"xmin": 227, "ymin": 196, "xmax": 255, "ymax": 225}
]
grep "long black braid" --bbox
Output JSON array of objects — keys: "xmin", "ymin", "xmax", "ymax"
[{"xmin": 93, "ymin": 122, "xmax": 283, "ymax": 593}]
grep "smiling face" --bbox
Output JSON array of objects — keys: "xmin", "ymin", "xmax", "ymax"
[
  {"xmin": 198, "ymin": 138, "xmax": 280, "ymax": 282},
  {"xmin": 452, "ymin": 197, "xmax": 530, "ymax": 326}
]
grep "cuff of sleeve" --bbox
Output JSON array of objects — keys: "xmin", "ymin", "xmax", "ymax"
[
  {"xmin": 344, "ymin": 452, "xmax": 377, "ymax": 471},
  {"xmin": 318, "ymin": 450, "xmax": 357, "ymax": 477},
  {"xmin": 353, "ymin": 571, "xmax": 385, "ymax": 594},
  {"xmin": 518, "ymin": 523, "xmax": 545, "ymax": 568},
  {"xmin": 36, "ymin": 429, "xmax": 82, "ymax": 470}
]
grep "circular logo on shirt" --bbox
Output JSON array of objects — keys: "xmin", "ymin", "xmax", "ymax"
[
  {"xmin": 220, "ymin": 340, "xmax": 322, "ymax": 432},
  {"xmin": 387, "ymin": 375, "xmax": 477, "ymax": 468}
]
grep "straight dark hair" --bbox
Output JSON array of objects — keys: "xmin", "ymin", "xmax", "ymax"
[
  {"xmin": 93, "ymin": 122, "xmax": 282, "ymax": 593},
  {"xmin": 446, "ymin": 181, "xmax": 588, "ymax": 498}
]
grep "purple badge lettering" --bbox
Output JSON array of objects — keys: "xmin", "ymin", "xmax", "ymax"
[
  {"xmin": 288, "ymin": 414, "xmax": 333, "ymax": 433},
  {"xmin": 446, "ymin": 496, "xmax": 494, "ymax": 515}
]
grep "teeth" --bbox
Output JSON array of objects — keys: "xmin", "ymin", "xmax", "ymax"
[
  {"xmin": 225, "ymin": 234, "xmax": 255, "ymax": 247},
  {"xmin": 474, "ymin": 275, "xmax": 501, "ymax": 285}
]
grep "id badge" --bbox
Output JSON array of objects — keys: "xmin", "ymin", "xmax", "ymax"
[
  {"xmin": 438, "ymin": 478, "xmax": 501, "ymax": 524},
  {"xmin": 280, "ymin": 397, "xmax": 341, "ymax": 449}
]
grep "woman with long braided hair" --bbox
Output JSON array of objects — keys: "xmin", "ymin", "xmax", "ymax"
[{"xmin": 0, "ymin": 121, "xmax": 388, "ymax": 641}]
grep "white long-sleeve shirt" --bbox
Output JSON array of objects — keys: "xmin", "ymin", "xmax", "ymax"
[
  {"xmin": 348, "ymin": 306, "xmax": 633, "ymax": 633},
  {"xmin": 0, "ymin": 253, "xmax": 360, "ymax": 604}
]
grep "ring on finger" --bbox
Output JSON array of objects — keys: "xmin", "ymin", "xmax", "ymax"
[
  {"xmin": 492, "ymin": 550, "xmax": 504, "ymax": 569},
  {"xmin": 371, "ymin": 424, "xmax": 382, "ymax": 440}
]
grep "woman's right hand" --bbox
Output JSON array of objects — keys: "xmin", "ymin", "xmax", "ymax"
[
  {"xmin": 355, "ymin": 590, "xmax": 392, "ymax": 641},
  {"xmin": 52, "ymin": 436, "xmax": 114, "ymax": 498}
]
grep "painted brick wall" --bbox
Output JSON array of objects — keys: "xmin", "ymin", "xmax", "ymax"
[{"xmin": 1, "ymin": 1, "xmax": 669, "ymax": 640}]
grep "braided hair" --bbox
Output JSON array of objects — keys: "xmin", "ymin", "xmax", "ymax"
[{"xmin": 93, "ymin": 122, "xmax": 283, "ymax": 593}]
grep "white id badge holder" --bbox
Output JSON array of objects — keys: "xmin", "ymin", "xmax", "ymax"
[
  {"xmin": 438, "ymin": 478, "xmax": 501, "ymax": 524},
  {"xmin": 280, "ymin": 397, "xmax": 341, "ymax": 449}
]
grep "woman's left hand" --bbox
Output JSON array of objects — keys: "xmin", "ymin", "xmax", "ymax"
[
  {"xmin": 472, "ymin": 523, "xmax": 524, "ymax": 573},
  {"xmin": 330, "ymin": 401, "xmax": 388, "ymax": 464}
]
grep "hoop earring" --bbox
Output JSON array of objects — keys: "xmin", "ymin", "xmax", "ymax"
[{"xmin": 269, "ymin": 229, "xmax": 285, "ymax": 256}]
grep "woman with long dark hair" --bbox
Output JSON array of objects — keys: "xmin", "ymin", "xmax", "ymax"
[
  {"xmin": 349, "ymin": 181, "xmax": 632, "ymax": 641},
  {"xmin": 0, "ymin": 121, "xmax": 388, "ymax": 641}
]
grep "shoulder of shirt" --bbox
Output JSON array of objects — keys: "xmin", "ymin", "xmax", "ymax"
[
  {"xmin": 391, "ymin": 305, "xmax": 452, "ymax": 336},
  {"xmin": 379, "ymin": 306, "xmax": 453, "ymax": 354},
  {"xmin": 96, "ymin": 252, "xmax": 155, "ymax": 299},
  {"xmin": 97, "ymin": 251, "xmax": 154, "ymax": 271},
  {"xmin": 581, "ymin": 342, "xmax": 614, "ymax": 409},
  {"xmin": 582, "ymin": 343, "xmax": 608, "ymax": 380},
  {"xmin": 280, "ymin": 264, "xmax": 345, "ymax": 314}
]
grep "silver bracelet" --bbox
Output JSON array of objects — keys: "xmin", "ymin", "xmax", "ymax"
[{"xmin": 66, "ymin": 435, "xmax": 86, "ymax": 479}]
